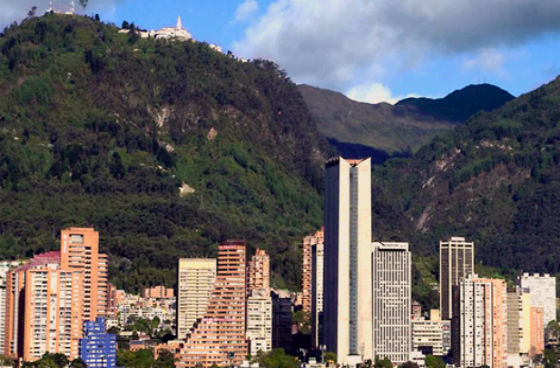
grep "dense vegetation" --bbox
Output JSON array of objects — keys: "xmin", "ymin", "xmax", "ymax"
[
  {"xmin": 372, "ymin": 75, "xmax": 560, "ymax": 283},
  {"xmin": 0, "ymin": 14, "xmax": 327, "ymax": 291},
  {"xmin": 396, "ymin": 84, "xmax": 514, "ymax": 122}
]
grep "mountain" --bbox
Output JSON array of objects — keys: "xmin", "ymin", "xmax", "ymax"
[
  {"xmin": 298, "ymin": 83, "xmax": 514, "ymax": 155},
  {"xmin": 0, "ymin": 14, "xmax": 327, "ymax": 291},
  {"xmin": 396, "ymin": 84, "xmax": 515, "ymax": 122},
  {"xmin": 371, "ymin": 75, "xmax": 560, "ymax": 279}
]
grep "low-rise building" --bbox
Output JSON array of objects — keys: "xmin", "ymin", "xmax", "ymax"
[{"xmin": 411, "ymin": 309, "xmax": 451, "ymax": 356}]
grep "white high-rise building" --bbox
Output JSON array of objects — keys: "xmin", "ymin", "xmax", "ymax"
[
  {"xmin": 372, "ymin": 242, "xmax": 411, "ymax": 364},
  {"xmin": 246, "ymin": 288, "xmax": 273, "ymax": 356},
  {"xmin": 453, "ymin": 274, "xmax": 507, "ymax": 368},
  {"xmin": 324, "ymin": 157, "xmax": 373, "ymax": 365},
  {"xmin": 0, "ymin": 261, "xmax": 20, "ymax": 350},
  {"xmin": 519, "ymin": 273, "xmax": 556, "ymax": 325},
  {"xmin": 311, "ymin": 239, "xmax": 324, "ymax": 348},
  {"xmin": 176, "ymin": 258, "xmax": 217, "ymax": 340}
]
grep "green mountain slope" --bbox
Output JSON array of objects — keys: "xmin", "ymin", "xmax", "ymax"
[
  {"xmin": 299, "ymin": 83, "xmax": 514, "ymax": 154},
  {"xmin": 0, "ymin": 14, "xmax": 326, "ymax": 291},
  {"xmin": 372, "ymin": 75, "xmax": 560, "ymax": 276},
  {"xmin": 397, "ymin": 84, "xmax": 514, "ymax": 122}
]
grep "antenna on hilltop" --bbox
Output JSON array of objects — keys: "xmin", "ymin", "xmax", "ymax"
[{"xmin": 70, "ymin": 0, "xmax": 75, "ymax": 14}]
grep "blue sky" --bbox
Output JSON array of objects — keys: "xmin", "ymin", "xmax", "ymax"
[{"xmin": 2, "ymin": 0, "xmax": 560, "ymax": 103}]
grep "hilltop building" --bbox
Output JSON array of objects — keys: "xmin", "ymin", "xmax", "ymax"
[
  {"xmin": 176, "ymin": 258, "xmax": 216, "ymax": 340},
  {"xmin": 143, "ymin": 285, "xmax": 174, "ymax": 299}
]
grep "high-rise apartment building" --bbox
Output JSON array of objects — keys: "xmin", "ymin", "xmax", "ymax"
[
  {"xmin": 506, "ymin": 288, "xmax": 531, "ymax": 355},
  {"xmin": 324, "ymin": 157, "xmax": 373, "ymax": 365},
  {"xmin": 439, "ymin": 236, "xmax": 474, "ymax": 320},
  {"xmin": 529, "ymin": 307, "xmax": 544, "ymax": 358},
  {"xmin": 176, "ymin": 258, "xmax": 217, "ymax": 340},
  {"xmin": 246, "ymin": 288, "xmax": 272, "ymax": 356},
  {"xmin": 311, "ymin": 236, "xmax": 324, "ymax": 348},
  {"xmin": 519, "ymin": 273, "xmax": 556, "ymax": 325},
  {"xmin": 79, "ymin": 317, "xmax": 118, "ymax": 368},
  {"xmin": 176, "ymin": 241, "xmax": 248, "ymax": 368},
  {"xmin": 247, "ymin": 249, "xmax": 270, "ymax": 293},
  {"xmin": 411, "ymin": 310, "xmax": 451, "ymax": 357},
  {"xmin": 302, "ymin": 229, "xmax": 323, "ymax": 314},
  {"xmin": 302, "ymin": 229, "xmax": 325, "ymax": 348},
  {"xmin": 372, "ymin": 242, "xmax": 411, "ymax": 364},
  {"xmin": 0, "ymin": 261, "xmax": 20, "ymax": 351},
  {"xmin": 60, "ymin": 227, "xmax": 108, "ymax": 320},
  {"xmin": 4, "ymin": 252, "xmax": 84, "ymax": 361},
  {"xmin": 452, "ymin": 275, "xmax": 507, "ymax": 368}
]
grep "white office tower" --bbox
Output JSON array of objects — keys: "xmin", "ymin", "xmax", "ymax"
[
  {"xmin": 324, "ymin": 157, "xmax": 373, "ymax": 365},
  {"xmin": 311, "ymin": 240, "xmax": 324, "ymax": 348},
  {"xmin": 372, "ymin": 242, "xmax": 412, "ymax": 364},
  {"xmin": 519, "ymin": 273, "xmax": 557, "ymax": 325}
]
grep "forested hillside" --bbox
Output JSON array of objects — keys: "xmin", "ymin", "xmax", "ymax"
[
  {"xmin": 372, "ymin": 76, "xmax": 560, "ymax": 278},
  {"xmin": 0, "ymin": 14, "xmax": 327, "ymax": 291}
]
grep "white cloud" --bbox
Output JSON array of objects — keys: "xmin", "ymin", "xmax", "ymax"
[
  {"xmin": 233, "ymin": 0, "xmax": 560, "ymax": 90},
  {"xmin": 232, "ymin": 0, "xmax": 258, "ymax": 24},
  {"xmin": 463, "ymin": 48, "xmax": 505, "ymax": 73},
  {"xmin": 0, "ymin": 0, "xmax": 123, "ymax": 30},
  {"xmin": 346, "ymin": 82, "xmax": 418, "ymax": 104}
]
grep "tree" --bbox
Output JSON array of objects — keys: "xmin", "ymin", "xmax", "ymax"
[
  {"xmin": 399, "ymin": 362, "xmax": 419, "ymax": 368},
  {"xmin": 543, "ymin": 347, "xmax": 560, "ymax": 368},
  {"xmin": 27, "ymin": 6, "xmax": 37, "ymax": 17},
  {"xmin": 154, "ymin": 350, "xmax": 175, "ymax": 368},
  {"xmin": 258, "ymin": 349, "xmax": 299, "ymax": 368},
  {"xmin": 374, "ymin": 357, "xmax": 393, "ymax": 368},
  {"xmin": 425, "ymin": 355, "xmax": 445, "ymax": 368},
  {"xmin": 70, "ymin": 358, "xmax": 87, "ymax": 368},
  {"xmin": 324, "ymin": 351, "xmax": 336, "ymax": 364},
  {"xmin": 79, "ymin": 0, "xmax": 88, "ymax": 9}
]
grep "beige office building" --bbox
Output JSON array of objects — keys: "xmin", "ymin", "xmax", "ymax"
[
  {"xmin": 372, "ymin": 242, "xmax": 411, "ymax": 364},
  {"xmin": 439, "ymin": 236, "xmax": 474, "ymax": 320},
  {"xmin": 176, "ymin": 258, "xmax": 217, "ymax": 340},
  {"xmin": 411, "ymin": 310, "xmax": 451, "ymax": 356},
  {"xmin": 324, "ymin": 157, "xmax": 373, "ymax": 365},
  {"xmin": 246, "ymin": 288, "xmax": 273, "ymax": 356}
]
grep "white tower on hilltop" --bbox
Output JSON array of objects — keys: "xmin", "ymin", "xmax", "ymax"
[{"xmin": 177, "ymin": 15, "xmax": 182, "ymax": 29}]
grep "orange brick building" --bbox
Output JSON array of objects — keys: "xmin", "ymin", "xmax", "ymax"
[
  {"xmin": 302, "ymin": 229, "xmax": 323, "ymax": 314},
  {"xmin": 247, "ymin": 248, "xmax": 270, "ymax": 293},
  {"xmin": 143, "ymin": 285, "xmax": 174, "ymax": 299},
  {"xmin": 176, "ymin": 241, "xmax": 248, "ymax": 368}
]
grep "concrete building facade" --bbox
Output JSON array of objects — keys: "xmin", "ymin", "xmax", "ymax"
[
  {"xmin": 519, "ymin": 273, "xmax": 556, "ymax": 326},
  {"xmin": 302, "ymin": 229, "xmax": 323, "ymax": 314},
  {"xmin": 439, "ymin": 237, "xmax": 474, "ymax": 320},
  {"xmin": 452, "ymin": 275, "xmax": 507, "ymax": 368},
  {"xmin": 246, "ymin": 288, "xmax": 272, "ymax": 356},
  {"xmin": 324, "ymin": 157, "xmax": 373, "ymax": 365},
  {"xmin": 176, "ymin": 258, "xmax": 216, "ymax": 340},
  {"xmin": 176, "ymin": 241, "xmax": 248, "ymax": 368},
  {"xmin": 0, "ymin": 261, "xmax": 20, "ymax": 351},
  {"xmin": 311, "ymin": 236, "xmax": 324, "ymax": 348},
  {"xmin": 60, "ymin": 227, "xmax": 108, "ymax": 321},
  {"xmin": 247, "ymin": 249, "xmax": 270, "ymax": 293},
  {"xmin": 143, "ymin": 285, "xmax": 174, "ymax": 299},
  {"xmin": 372, "ymin": 242, "xmax": 411, "ymax": 364},
  {"xmin": 411, "ymin": 310, "xmax": 451, "ymax": 356}
]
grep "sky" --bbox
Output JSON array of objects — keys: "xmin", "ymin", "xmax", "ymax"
[{"xmin": 2, "ymin": 0, "xmax": 560, "ymax": 104}]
